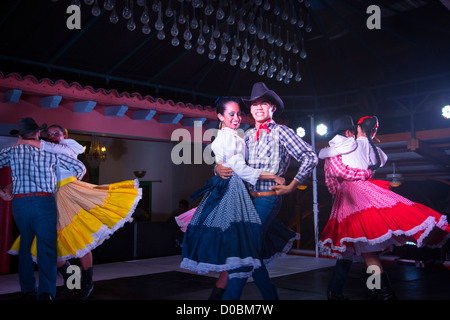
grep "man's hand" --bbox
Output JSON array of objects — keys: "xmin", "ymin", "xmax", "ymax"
[
  {"xmin": 271, "ymin": 179, "xmax": 300, "ymax": 196},
  {"xmin": 215, "ymin": 163, "xmax": 234, "ymax": 179},
  {"xmin": 0, "ymin": 189, "xmax": 13, "ymax": 201}
]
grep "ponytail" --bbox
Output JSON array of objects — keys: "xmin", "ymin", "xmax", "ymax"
[{"xmin": 358, "ymin": 116, "xmax": 381, "ymax": 171}]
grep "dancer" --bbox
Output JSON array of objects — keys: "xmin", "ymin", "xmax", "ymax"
[
  {"xmin": 318, "ymin": 115, "xmax": 373, "ymax": 300},
  {"xmin": 216, "ymin": 82, "xmax": 318, "ymax": 300},
  {"xmin": 0, "ymin": 118, "xmax": 86, "ymax": 300},
  {"xmin": 319, "ymin": 115, "xmax": 450, "ymax": 300},
  {"xmin": 7, "ymin": 124, "xmax": 142, "ymax": 299},
  {"xmin": 180, "ymin": 97, "xmax": 286, "ymax": 299}
]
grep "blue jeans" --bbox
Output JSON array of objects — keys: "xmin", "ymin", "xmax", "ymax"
[
  {"xmin": 12, "ymin": 195, "xmax": 58, "ymax": 298},
  {"xmin": 222, "ymin": 195, "xmax": 282, "ymax": 300}
]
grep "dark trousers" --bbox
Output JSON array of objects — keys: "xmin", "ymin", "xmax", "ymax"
[
  {"xmin": 222, "ymin": 195, "xmax": 282, "ymax": 300},
  {"xmin": 328, "ymin": 259, "xmax": 353, "ymax": 294},
  {"xmin": 12, "ymin": 195, "xmax": 58, "ymax": 298}
]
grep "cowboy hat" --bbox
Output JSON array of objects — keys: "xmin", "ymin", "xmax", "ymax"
[
  {"xmin": 9, "ymin": 117, "xmax": 47, "ymax": 136},
  {"xmin": 328, "ymin": 115, "xmax": 355, "ymax": 137},
  {"xmin": 242, "ymin": 82, "xmax": 284, "ymax": 116}
]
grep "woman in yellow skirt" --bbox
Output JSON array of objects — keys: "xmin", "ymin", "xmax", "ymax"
[{"xmin": 6, "ymin": 124, "xmax": 142, "ymax": 299}]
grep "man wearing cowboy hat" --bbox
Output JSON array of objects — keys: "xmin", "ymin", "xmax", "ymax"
[
  {"xmin": 217, "ymin": 82, "xmax": 318, "ymax": 300},
  {"xmin": 0, "ymin": 117, "xmax": 86, "ymax": 300}
]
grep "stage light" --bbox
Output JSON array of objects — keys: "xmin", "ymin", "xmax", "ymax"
[
  {"xmin": 296, "ymin": 127, "xmax": 306, "ymax": 138},
  {"xmin": 442, "ymin": 105, "xmax": 450, "ymax": 119},
  {"xmin": 316, "ymin": 124, "xmax": 327, "ymax": 136}
]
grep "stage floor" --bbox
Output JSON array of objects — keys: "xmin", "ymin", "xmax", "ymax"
[{"xmin": 1, "ymin": 253, "xmax": 449, "ymax": 300}]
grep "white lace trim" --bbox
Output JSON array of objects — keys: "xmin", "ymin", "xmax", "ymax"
[
  {"xmin": 180, "ymin": 256, "xmax": 262, "ymax": 277},
  {"xmin": 264, "ymin": 232, "xmax": 300, "ymax": 268},
  {"xmin": 319, "ymin": 215, "xmax": 449, "ymax": 258}
]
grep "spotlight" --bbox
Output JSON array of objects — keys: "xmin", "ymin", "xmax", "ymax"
[
  {"xmin": 442, "ymin": 105, "xmax": 450, "ymax": 119},
  {"xmin": 296, "ymin": 127, "xmax": 306, "ymax": 138},
  {"xmin": 316, "ymin": 123, "xmax": 327, "ymax": 136}
]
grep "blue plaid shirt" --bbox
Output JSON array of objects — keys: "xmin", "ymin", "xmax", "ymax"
[
  {"xmin": 0, "ymin": 144, "xmax": 86, "ymax": 194},
  {"xmin": 244, "ymin": 120, "xmax": 318, "ymax": 191}
]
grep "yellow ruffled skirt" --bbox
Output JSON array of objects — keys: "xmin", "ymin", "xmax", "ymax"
[{"xmin": 9, "ymin": 178, "xmax": 142, "ymax": 261}]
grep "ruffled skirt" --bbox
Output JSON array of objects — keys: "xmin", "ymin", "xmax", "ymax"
[
  {"xmin": 180, "ymin": 175, "xmax": 263, "ymax": 275},
  {"xmin": 9, "ymin": 178, "xmax": 142, "ymax": 261},
  {"xmin": 319, "ymin": 179, "xmax": 450, "ymax": 258}
]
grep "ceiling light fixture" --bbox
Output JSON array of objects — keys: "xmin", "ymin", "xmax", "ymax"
[{"xmin": 61, "ymin": 0, "xmax": 313, "ymax": 84}]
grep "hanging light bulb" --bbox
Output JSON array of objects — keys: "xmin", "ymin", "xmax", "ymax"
[
  {"xmin": 122, "ymin": 0, "xmax": 132, "ymax": 19},
  {"xmin": 183, "ymin": 16, "xmax": 193, "ymax": 41},
  {"xmin": 165, "ymin": 0, "xmax": 174, "ymax": 17},
  {"xmin": 204, "ymin": 0, "xmax": 214, "ymax": 15},
  {"xmin": 157, "ymin": 29, "xmax": 165, "ymax": 40},
  {"xmin": 109, "ymin": 7, "xmax": 119, "ymax": 23},
  {"xmin": 295, "ymin": 61, "xmax": 302, "ymax": 82},
  {"xmin": 197, "ymin": 44, "xmax": 205, "ymax": 54},
  {"xmin": 91, "ymin": 0, "xmax": 101, "ymax": 16},
  {"xmin": 103, "ymin": 0, "xmax": 114, "ymax": 11},
  {"xmin": 142, "ymin": 23, "xmax": 151, "ymax": 34},
  {"xmin": 127, "ymin": 17, "xmax": 137, "ymax": 31},
  {"xmin": 140, "ymin": 3, "xmax": 150, "ymax": 24},
  {"xmin": 155, "ymin": 2, "xmax": 164, "ymax": 31}
]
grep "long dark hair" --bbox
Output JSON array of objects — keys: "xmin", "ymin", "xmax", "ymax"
[
  {"xmin": 215, "ymin": 96, "xmax": 242, "ymax": 129},
  {"xmin": 358, "ymin": 116, "xmax": 381, "ymax": 171},
  {"xmin": 215, "ymin": 96, "xmax": 242, "ymax": 115}
]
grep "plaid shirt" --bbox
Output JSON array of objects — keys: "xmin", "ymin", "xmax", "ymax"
[
  {"xmin": 244, "ymin": 120, "xmax": 318, "ymax": 191},
  {"xmin": 0, "ymin": 144, "xmax": 86, "ymax": 195},
  {"xmin": 324, "ymin": 155, "xmax": 372, "ymax": 195}
]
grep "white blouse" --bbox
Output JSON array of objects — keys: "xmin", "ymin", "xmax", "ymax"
[
  {"xmin": 211, "ymin": 127, "xmax": 262, "ymax": 186},
  {"xmin": 40, "ymin": 139, "xmax": 85, "ymax": 182},
  {"xmin": 318, "ymin": 135, "xmax": 357, "ymax": 159},
  {"xmin": 341, "ymin": 137, "xmax": 388, "ymax": 170}
]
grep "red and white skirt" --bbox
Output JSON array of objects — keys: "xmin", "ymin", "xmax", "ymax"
[{"xmin": 319, "ymin": 179, "xmax": 450, "ymax": 258}]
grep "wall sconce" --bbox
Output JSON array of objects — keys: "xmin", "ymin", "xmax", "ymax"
[{"xmin": 86, "ymin": 135, "xmax": 107, "ymax": 168}]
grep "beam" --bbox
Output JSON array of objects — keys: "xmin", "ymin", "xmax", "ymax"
[
  {"xmin": 2, "ymin": 89, "xmax": 21, "ymax": 104},
  {"xmin": 182, "ymin": 117, "xmax": 206, "ymax": 127},
  {"xmin": 40, "ymin": 95, "xmax": 62, "ymax": 109},
  {"xmin": 104, "ymin": 105, "xmax": 128, "ymax": 117},
  {"xmin": 158, "ymin": 113, "xmax": 183, "ymax": 124},
  {"xmin": 74, "ymin": 100, "xmax": 96, "ymax": 113},
  {"xmin": 133, "ymin": 109, "xmax": 156, "ymax": 121}
]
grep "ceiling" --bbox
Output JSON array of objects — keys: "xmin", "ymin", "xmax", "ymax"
[{"xmin": 0, "ymin": 0, "xmax": 450, "ymax": 183}]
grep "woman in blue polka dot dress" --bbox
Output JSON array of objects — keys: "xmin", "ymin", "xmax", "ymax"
[{"xmin": 180, "ymin": 98, "xmax": 285, "ymax": 297}]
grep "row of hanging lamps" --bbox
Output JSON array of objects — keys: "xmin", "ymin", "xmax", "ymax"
[{"xmin": 63, "ymin": 0, "xmax": 313, "ymax": 84}]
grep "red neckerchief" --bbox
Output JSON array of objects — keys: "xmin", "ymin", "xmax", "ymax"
[{"xmin": 255, "ymin": 120, "xmax": 271, "ymax": 141}]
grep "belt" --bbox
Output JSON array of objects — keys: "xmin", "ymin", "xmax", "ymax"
[
  {"xmin": 249, "ymin": 191, "xmax": 277, "ymax": 198},
  {"xmin": 57, "ymin": 176, "xmax": 76, "ymax": 188},
  {"xmin": 14, "ymin": 192, "xmax": 53, "ymax": 199}
]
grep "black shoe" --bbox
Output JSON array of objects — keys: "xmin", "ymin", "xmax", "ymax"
[
  {"xmin": 376, "ymin": 272, "xmax": 397, "ymax": 300},
  {"xmin": 57, "ymin": 261, "xmax": 72, "ymax": 299},
  {"xmin": 79, "ymin": 267, "xmax": 94, "ymax": 300},
  {"xmin": 37, "ymin": 292, "xmax": 54, "ymax": 300},
  {"xmin": 208, "ymin": 287, "xmax": 226, "ymax": 300},
  {"xmin": 327, "ymin": 289, "xmax": 349, "ymax": 300}
]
